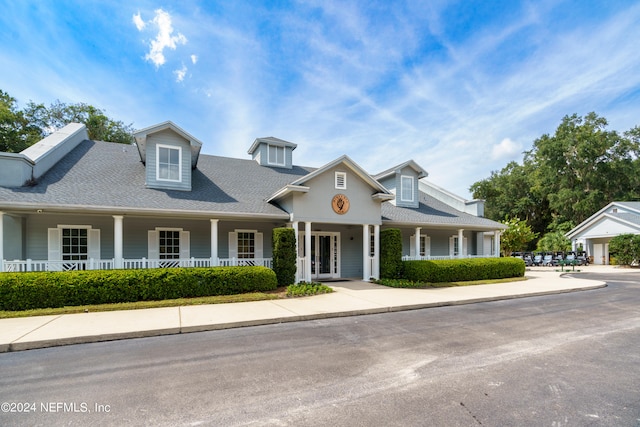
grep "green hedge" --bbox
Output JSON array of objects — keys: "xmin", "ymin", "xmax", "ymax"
[
  {"xmin": 0, "ymin": 266, "xmax": 277, "ymax": 311},
  {"xmin": 402, "ymin": 257, "xmax": 525, "ymax": 283}
]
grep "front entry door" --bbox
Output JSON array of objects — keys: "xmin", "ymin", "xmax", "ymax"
[{"xmin": 310, "ymin": 233, "xmax": 340, "ymax": 279}]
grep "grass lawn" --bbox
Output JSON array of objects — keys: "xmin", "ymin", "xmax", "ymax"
[{"xmin": 0, "ymin": 288, "xmax": 288, "ymax": 319}]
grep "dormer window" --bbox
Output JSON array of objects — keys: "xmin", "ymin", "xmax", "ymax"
[
  {"xmin": 157, "ymin": 144, "xmax": 182, "ymax": 182},
  {"xmin": 268, "ymin": 144, "xmax": 285, "ymax": 166},
  {"xmin": 335, "ymin": 171, "xmax": 347, "ymax": 189},
  {"xmin": 401, "ymin": 175, "xmax": 414, "ymax": 202}
]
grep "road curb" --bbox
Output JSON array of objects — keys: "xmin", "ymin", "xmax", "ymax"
[{"xmin": 2, "ymin": 282, "xmax": 607, "ymax": 353}]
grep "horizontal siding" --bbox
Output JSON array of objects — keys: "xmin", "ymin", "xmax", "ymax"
[{"xmin": 145, "ymin": 130, "xmax": 192, "ymax": 191}]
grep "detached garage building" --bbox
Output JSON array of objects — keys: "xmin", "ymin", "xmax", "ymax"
[{"xmin": 566, "ymin": 202, "xmax": 640, "ymax": 265}]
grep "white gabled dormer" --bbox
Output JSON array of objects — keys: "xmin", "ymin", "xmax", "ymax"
[
  {"xmin": 248, "ymin": 137, "xmax": 296, "ymax": 169},
  {"xmin": 134, "ymin": 121, "xmax": 203, "ymax": 191},
  {"xmin": 374, "ymin": 160, "xmax": 427, "ymax": 208}
]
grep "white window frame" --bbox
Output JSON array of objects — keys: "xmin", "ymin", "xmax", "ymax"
[
  {"xmin": 228, "ymin": 229, "xmax": 264, "ymax": 259},
  {"xmin": 335, "ymin": 171, "xmax": 347, "ymax": 190},
  {"xmin": 267, "ymin": 144, "xmax": 285, "ymax": 166},
  {"xmin": 449, "ymin": 235, "xmax": 468, "ymax": 257},
  {"xmin": 148, "ymin": 227, "xmax": 190, "ymax": 260},
  {"xmin": 158, "ymin": 229, "xmax": 181, "ymax": 260},
  {"xmin": 48, "ymin": 225, "xmax": 101, "ymax": 267},
  {"xmin": 401, "ymin": 175, "xmax": 414, "ymax": 202},
  {"xmin": 156, "ymin": 144, "xmax": 182, "ymax": 182},
  {"xmin": 410, "ymin": 234, "xmax": 430, "ymax": 257}
]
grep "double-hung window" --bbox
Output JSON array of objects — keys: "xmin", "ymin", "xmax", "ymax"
[
  {"xmin": 159, "ymin": 230, "xmax": 180, "ymax": 259},
  {"xmin": 157, "ymin": 145, "xmax": 181, "ymax": 182},
  {"xmin": 228, "ymin": 230, "xmax": 264, "ymax": 264},
  {"xmin": 62, "ymin": 228, "xmax": 88, "ymax": 261},
  {"xmin": 268, "ymin": 144, "xmax": 285, "ymax": 166},
  {"xmin": 401, "ymin": 175, "xmax": 414, "ymax": 202},
  {"xmin": 237, "ymin": 232, "xmax": 256, "ymax": 259}
]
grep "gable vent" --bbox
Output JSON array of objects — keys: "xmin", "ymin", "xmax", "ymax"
[{"xmin": 335, "ymin": 171, "xmax": 347, "ymax": 189}]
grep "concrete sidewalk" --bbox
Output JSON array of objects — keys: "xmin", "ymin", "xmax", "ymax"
[{"xmin": 0, "ymin": 266, "xmax": 625, "ymax": 353}]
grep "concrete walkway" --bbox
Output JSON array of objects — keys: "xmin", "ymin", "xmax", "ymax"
[{"xmin": 0, "ymin": 266, "xmax": 629, "ymax": 353}]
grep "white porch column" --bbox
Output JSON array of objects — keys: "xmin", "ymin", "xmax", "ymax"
[
  {"xmin": 305, "ymin": 221, "xmax": 312, "ymax": 282},
  {"xmin": 292, "ymin": 221, "xmax": 299, "ymax": 283},
  {"xmin": 494, "ymin": 230, "xmax": 501, "ymax": 257},
  {"xmin": 363, "ymin": 224, "xmax": 371, "ymax": 281},
  {"xmin": 458, "ymin": 229, "xmax": 464, "ymax": 258},
  {"xmin": 210, "ymin": 219, "xmax": 219, "ymax": 266},
  {"xmin": 113, "ymin": 215, "xmax": 123, "ymax": 268},
  {"xmin": 415, "ymin": 227, "xmax": 421, "ymax": 259},
  {"xmin": 373, "ymin": 224, "xmax": 380, "ymax": 280},
  {"xmin": 0, "ymin": 212, "xmax": 4, "ymax": 272}
]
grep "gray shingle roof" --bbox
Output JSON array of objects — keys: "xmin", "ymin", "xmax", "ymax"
[
  {"xmin": 382, "ymin": 192, "xmax": 505, "ymax": 229},
  {"xmin": 610, "ymin": 212, "xmax": 640, "ymax": 226},
  {"xmin": 0, "ymin": 139, "xmax": 504, "ymax": 230},
  {"xmin": 0, "ymin": 140, "xmax": 313, "ymax": 218}
]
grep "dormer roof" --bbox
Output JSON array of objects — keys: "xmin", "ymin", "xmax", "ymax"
[
  {"xmin": 247, "ymin": 136, "xmax": 297, "ymax": 155},
  {"xmin": 374, "ymin": 160, "xmax": 428, "ymax": 180},
  {"xmin": 134, "ymin": 121, "xmax": 203, "ymax": 168}
]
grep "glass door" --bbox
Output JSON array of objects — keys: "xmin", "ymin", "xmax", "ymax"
[{"xmin": 310, "ymin": 233, "xmax": 340, "ymax": 279}]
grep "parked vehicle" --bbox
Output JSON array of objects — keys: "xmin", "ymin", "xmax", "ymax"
[
  {"xmin": 564, "ymin": 251, "xmax": 584, "ymax": 266},
  {"xmin": 543, "ymin": 253, "xmax": 556, "ymax": 266},
  {"xmin": 577, "ymin": 251, "xmax": 589, "ymax": 266},
  {"xmin": 532, "ymin": 253, "xmax": 544, "ymax": 266}
]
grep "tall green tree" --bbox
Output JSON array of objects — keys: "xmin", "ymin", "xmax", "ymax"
[
  {"xmin": 525, "ymin": 112, "xmax": 640, "ymax": 227},
  {"xmin": 472, "ymin": 112, "xmax": 640, "ymax": 235},
  {"xmin": 23, "ymin": 100, "xmax": 134, "ymax": 144},
  {"xmin": 0, "ymin": 89, "xmax": 42, "ymax": 152},
  {"xmin": 470, "ymin": 161, "xmax": 551, "ymax": 237}
]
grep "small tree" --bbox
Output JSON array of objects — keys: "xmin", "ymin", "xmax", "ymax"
[
  {"xmin": 272, "ymin": 228, "xmax": 297, "ymax": 285},
  {"xmin": 609, "ymin": 233, "xmax": 640, "ymax": 266},
  {"xmin": 500, "ymin": 217, "xmax": 538, "ymax": 257},
  {"xmin": 380, "ymin": 228, "xmax": 403, "ymax": 279},
  {"xmin": 536, "ymin": 231, "xmax": 571, "ymax": 252}
]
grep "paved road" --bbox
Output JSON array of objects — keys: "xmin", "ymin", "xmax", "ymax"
[{"xmin": 1, "ymin": 272, "xmax": 639, "ymax": 426}]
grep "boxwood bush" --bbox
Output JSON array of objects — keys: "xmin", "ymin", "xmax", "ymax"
[
  {"xmin": 0, "ymin": 266, "xmax": 277, "ymax": 311},
  {"xmin": 402, "ymin": 257, "xmax": 525, "ymax": 283}
]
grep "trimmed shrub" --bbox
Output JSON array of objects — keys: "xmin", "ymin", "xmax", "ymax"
[
  {"xmin": 380, "ymin": 228, "xmax": 403, "ymax": 279},
  {"xmin": 286, "ymin": 282, "xmax": 333, "ymax": 297},
  {"xmin": 0, "ymin": 266, "xmax": 278, "ymax": 311},
  {"xmin": 608, "ymin": 233, "xmax": 640, "ymax": 266},
  {"xmin": 272, "ymin": 227, "xmax": 297, "ymax": 285},
  {"xmin": 403, "ymin": 257, "xmax": 525, "ymax": 283}
]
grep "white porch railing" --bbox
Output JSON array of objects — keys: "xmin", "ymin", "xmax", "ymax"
[{"xmin": 2, "ymin": 257, "xmax": 273, "ymax": 272}]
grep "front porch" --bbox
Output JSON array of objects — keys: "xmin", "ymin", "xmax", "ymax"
[{"xmin": 2, "ymin": 257, "xmax": 273, "ymax": 272}]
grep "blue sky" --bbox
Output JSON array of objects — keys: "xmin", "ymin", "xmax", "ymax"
[{"xmin": 1, "ymin": 0, "xmax": 639, "ymax": 198}]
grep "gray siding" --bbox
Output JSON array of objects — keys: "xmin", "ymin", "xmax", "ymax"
[
  {"xmin": 3, "ymin": 214, "xmax": 25, "ymax": 260},
  {"xmin": 395, "ymin": 166, "xmax": 419, "ymax": 209},
  {"xmin": 25, "ymin": 214, "xmax": 114, "ymax": 260},
  {"xmin": 291, "ymin": 164, "xmax": 382, "ymax": 225},
  {"xmin": 145, "ymin": 129, "xmax": 192, "ymax": 191},
  {"xmin": 400, "ymin": 228, "xmax": 474, "ymax": 257},
  {"xmin": 252, "ymin": 142, "xmax": 294, "ymax": 169}
]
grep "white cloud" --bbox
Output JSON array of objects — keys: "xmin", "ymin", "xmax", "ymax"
[
  {"xmin": 143, "ymin": 9, "xmax": 187, "ymax": 68},
  {"xmin": 491, "ymin": 138, "xmax": 522, "ymax": 160},
  {"xmin": 132, "ymin": 12, "xmax": 145, "ymax": 31},
  {"xmin": 190, "ymin": 54, "xmax": 198, "ymax": 64},
  {"xmin": 174, "ymin": 64, "xmax": 187, "ymax": 82}
]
